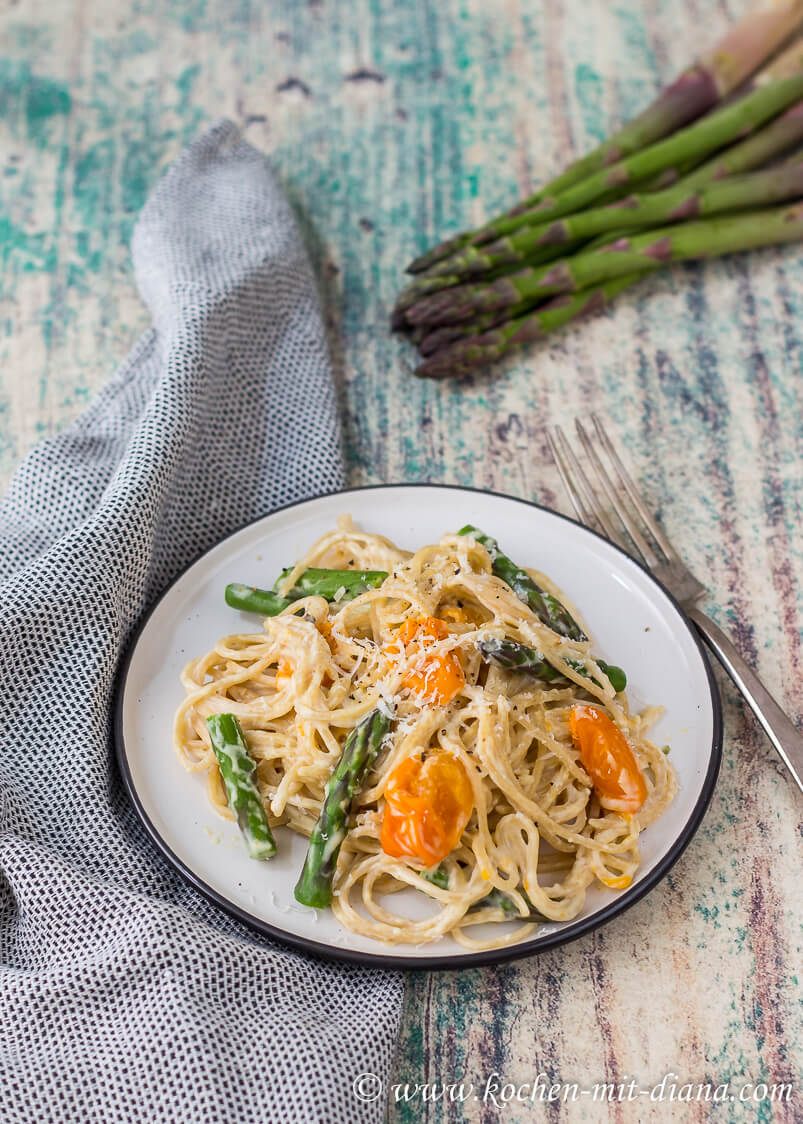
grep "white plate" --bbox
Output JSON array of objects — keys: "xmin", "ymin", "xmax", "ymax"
[{"xmin": 115, "ymin": 485, "xmax": 721, "ymax": 968}]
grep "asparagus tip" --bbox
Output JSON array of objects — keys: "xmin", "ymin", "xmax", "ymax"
[{"xmin": 414, "ymin": 352, "xmax": 459, "ymax": 379}]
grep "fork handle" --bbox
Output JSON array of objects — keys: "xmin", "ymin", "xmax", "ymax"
[{"xmin": 687, "ymin": 606, "xmax": 803, "ymax": 793}]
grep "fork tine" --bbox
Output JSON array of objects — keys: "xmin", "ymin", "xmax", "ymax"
[
  {"xmin": 548, "ymin": 426, "xmax": 631, "ymax": 551},
  {"xmin": 574, "ymin": 418, "xmax": 661, "ymax": 568},
  {"xmin": 547, "ymin": 428, "xmax": 596, "ymax": 527},
  {"xmin": 591, "ymin": 413, "xmax": 681, "ymax": 564}
]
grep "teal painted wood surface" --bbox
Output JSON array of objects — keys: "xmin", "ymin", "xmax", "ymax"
[{"xmin": 1, "ymin": 2, "xmax": 802, "ymax": 1121}]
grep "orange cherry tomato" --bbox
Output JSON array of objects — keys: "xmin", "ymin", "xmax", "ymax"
[
  {"xmin": 388, "ymin": 616, "xmax": 465, "ymax": 705},
  {"xmin": 569, "ymin": 705, "xmax": 647, "ymax": 813},
  {"xmin": 276, "ymin": 621, "xmax": 336, "ymax": 692},
  {"xmin": 381, "ymin": 752, "xmax": 473, "ymax": 865},
  {"xmin": 316, "ymin": 618, "xmax": 337, "ymax": 653},
  {"xmin": 275, "ymin": 661, "xmax": 294, "ymax": 690}
]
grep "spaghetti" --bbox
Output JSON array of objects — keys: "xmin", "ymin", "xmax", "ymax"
[{"xmin": 173, "ymin": 517, "xmax": 677, "ymax": 949}]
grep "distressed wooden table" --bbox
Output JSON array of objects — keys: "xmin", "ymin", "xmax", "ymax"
[{"xmin": 2, "ymin": 1, "xmax": 802, "ymax": 1120}]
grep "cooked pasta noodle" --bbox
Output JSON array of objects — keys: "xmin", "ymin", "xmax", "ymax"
[{"xmin": 173, "ymin": 517, "xmax": 677, "ymax": 949}]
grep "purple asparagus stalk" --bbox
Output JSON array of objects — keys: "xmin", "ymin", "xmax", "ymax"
[{"xmin": 415, "ymin": 278, "xmax": 639, "ymax": 378}]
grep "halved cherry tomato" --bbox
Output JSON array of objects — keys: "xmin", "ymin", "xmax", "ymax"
[
  {"xmin": 381, "ymin": 752, "xmax": 473, "ymax": 865},
  {"xmin": 569, "ymin": 705, "xmax": 647, "ymax": 813},
  {"xmin": 387, "ymin": 616, "xmax": 465, "ymax": 705},
  {"xmin": 395, "ymin": 616, "xmax": 448, "ymax": 647}
]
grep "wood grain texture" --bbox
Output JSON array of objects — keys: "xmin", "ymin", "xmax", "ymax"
[{"xmin": 1, "ymin": 1, "xmax": 801, "ymax": 1120}]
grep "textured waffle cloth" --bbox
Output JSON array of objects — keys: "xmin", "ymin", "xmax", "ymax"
[{"xmin": 0, "ymin": 120, "xmax": 403, "ymax": 1124}]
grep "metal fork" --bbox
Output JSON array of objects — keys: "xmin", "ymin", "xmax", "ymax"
[{"xmin": 548, "ymin": 414, "xmax": 803, "ymax": 794}]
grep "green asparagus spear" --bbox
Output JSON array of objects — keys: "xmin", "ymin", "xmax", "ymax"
[
  {"xmin": 424, "ymin": 159, "xmax": 803, "ymax": 282},
  {"xmin": 474, "ymin": 886, "xmax": 547, "ymax": 921},
  {"xmin": 420, "ymin": 866, "xmax": 546, "ymax": 919},
  {"xmin": 420, "ymin": 865, "xmax": 451, "ymax": 890},
  {"xmin": 393, "ymin": 241, "xmax": 585, "ymax": 323},
  {"xmin": 458, "ymin": 525, "xmax": 586, "ymax": 641},
  {"xmin": 206, "ymin": 714, "xmax": 277, "ymax": 860},
  {"xmin": 275, "ymin": 567, "xmax": 387, "ymax": 600},
  {"xmin": 225, "ymin": 583, "xmax": 293, "ymax": 616},
  {"xmin": 415, "ymin": 225, "xmax": 639, "ymax": 352},
  {"xmin": 392, "ymin": 273, "xmax": 463, "ymax": 323},
  {"xmin": 414, "ymin": 126, "xmax": 803, "ymax": 364},
  {"xmin": 226, "ymin": 569, "xmax": 388, "ymax": 616},
  {"xmin": 407, "ymin": 10, "xmax": 803, "ymax": 275},
  {"xmin": 416, "ymin": 277, "xmax": 639, "ymax": 377},
  {"xmin": 415, "ymin": 276, "xmax": 632, "ymax": 358},
  {"xmin": 478, "ymin": 636, "xmax": 627, "ymax": 693},
  {"xmin": 408, "ymin": 201, "xmax": 803, "ymax": 328},
  {"xmin": 419, "ymin": 316, "xmax": 498, "ymax": 357},
  {"xmin": 680, "ymin": 101, "xmax": 803, "ymax": 187},
  {"xmin": 295, "ymin": 708, "xmax": 393, "ymax": 908}
]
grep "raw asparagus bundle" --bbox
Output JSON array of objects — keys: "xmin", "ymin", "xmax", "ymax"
[
  {"xmin": 410, "ymin": 203, "xmax": 803, "ymax": 376},
  {"xmin": 393, "ymin": 5, "xmax": 803, "ymax": 378},
  {"xmin": 409, "ymin": 121, "xmax": 803, "ymax": 358},
  {"xmin": 397, "ymin": 73, "xmax": 803, "ymax": 322},
  {"xmin": 407, "ymin": 0, "xmax": 803, "ymax": 273},
  {"xmin": 396, "ymin": 100, "xmax": 803, "ymax": 324}
]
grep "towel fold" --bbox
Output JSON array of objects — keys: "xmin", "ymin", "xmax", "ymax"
[{"xmin": 0, "ymin": 119, "xmax": 403, "ymax": 1124}]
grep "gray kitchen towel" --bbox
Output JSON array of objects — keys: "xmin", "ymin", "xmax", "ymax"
[{"xmin": 0, "ymin": 120, "xmax": 403, "ymax": 1124}]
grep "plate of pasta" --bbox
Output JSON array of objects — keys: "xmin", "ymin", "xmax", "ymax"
[{"xmin": 115, "ymin": 485, "xmax": 721, "ymax": 967}]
